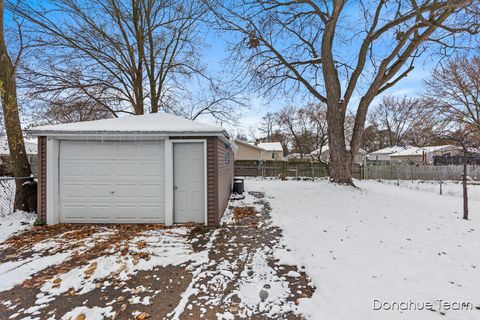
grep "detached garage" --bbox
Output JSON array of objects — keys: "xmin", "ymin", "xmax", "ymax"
[{"xmin": 28, "ymin": 113, "xmax": 235, "ymax": 226}]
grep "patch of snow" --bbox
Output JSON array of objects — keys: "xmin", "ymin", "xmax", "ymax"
[
  {"xmin": 0, "ymin": 211, "xmax": 36, "ymax": 243},
  {"xmin": 169, "ymin": 228, "xmax": 221, "ymax": 320},
  {"xmin": 61, "ymin": 306, "xmax": 115, "ymax": 320},
  {"xmin": 0, "ymin": 252, "xmax": 71, "ymax": 292},
  {"xmin": 216, "ymin": 311, "xmax": 235, "ymax": 320},
  {"xmin": 37, "ymin": 228, "xmax": 202, "ymax": 305},
  {"xmin": 285, "ymin": 271, "xmax": 300, "ymax": 278},
  {"xmin": 29, "ymin": 113, "xmax": 225, "ymax": 135},
  {"xmin": 234, "ymin": 247, "xmax": 295, "ymax": 318}
]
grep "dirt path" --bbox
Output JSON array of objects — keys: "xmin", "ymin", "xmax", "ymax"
[
  {"xmin": 173, "ymin": 191, "xmax": 314, "ymax": 320},
  {"xmin": 0, "ymin": 191, "xmax": 314, "ymax": 320}
]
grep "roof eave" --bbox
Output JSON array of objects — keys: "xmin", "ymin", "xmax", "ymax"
[{"xmin": 27, "ymin": 130, "xmax": 229, "ymax": 138}]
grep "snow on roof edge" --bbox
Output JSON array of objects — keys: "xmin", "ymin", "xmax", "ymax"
[{"xmin": 27, "ymin": 113, "xmax": 229, "ymax": 138}]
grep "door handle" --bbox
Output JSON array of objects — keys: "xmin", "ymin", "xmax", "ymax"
[{"xmin": 174, "ymin": 186, "xmax": 178, "ymax": 190}]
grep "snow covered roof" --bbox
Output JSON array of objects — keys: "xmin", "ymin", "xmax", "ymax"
[
  {"xmin": 235, "ymin": 139, "xmax": 264, "ymax": 150},
  {"xmin": 28, "ymin": 113, "xmax": 229, "ymax": 137},
  {"xmin": 257, "ymin": 142, "xmax": 283, "ymax": 152},
  {"xmin": 368, "ymin": 146, "xmax": 409, "ymax": 155},
  {"xmin": 391, "ymin": 145, "xmax": 459, "ymax": 157},
  {"xmin": 0, "ymin": 137, "xmax": 38, "ymax": 155}
]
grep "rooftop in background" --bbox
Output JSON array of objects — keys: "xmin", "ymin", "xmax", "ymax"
[
  {"xmin": 391, "ymin": 145, "xmax": 458, "ymax": 157},
  {"xmin": 27, "ymin": 113, "xmax": 228, "ymax": 137},
  {"xmin": 257, "ymin": 142, "xmax": 283, "ymax": 152},
  {"xmin": 368, "ymin": 146, "xmax": 410, "ymax": 155},
  {"xmin": 235, "ymin": 139, "xmax": 264, "ymax": 150},
  {"xmin": 0, "ymin": 137, "xmax": 38, "ymax": 155}
]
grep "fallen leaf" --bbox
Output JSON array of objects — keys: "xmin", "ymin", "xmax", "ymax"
[
  {"xmin": 136, "ymin": 312, "xmax": 150, "ymax": 320},
  {"xmin": 74, "ymin": 313, "xmax": 86, "ymax": 320}
]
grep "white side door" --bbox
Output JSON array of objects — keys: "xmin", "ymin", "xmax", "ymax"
[
  {"xmin": 59, "ymin": 140, "xmax": 165, "ymax": 223},
  {"xmin": 173, "ymin": 142, "xmax": 205, "ymax": 224}
]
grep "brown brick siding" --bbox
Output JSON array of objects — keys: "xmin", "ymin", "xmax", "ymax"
[{"xmin": 37, "ymin": 136, "xmax": 47, "ymax": 223}]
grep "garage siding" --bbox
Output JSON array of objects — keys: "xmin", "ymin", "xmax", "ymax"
[
  {"xmin": 38, "ymin": 135, "xmax": 231, "ymax": 226},
  {"xmin": 217, "ymin": 139, "xmax": 234, "ymax": 223},
  {"xmin": 37, "ymin": 136, "xmax": 47, "ymax": 223}
]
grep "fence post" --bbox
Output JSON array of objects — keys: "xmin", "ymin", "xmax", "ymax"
[{"xmin": 463, "ymin": 158, "xmax": 469, "ymax": 220}]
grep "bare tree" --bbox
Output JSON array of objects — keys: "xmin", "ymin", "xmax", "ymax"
[
  {"xmin": 425, "ymin": 56, "xmax": 480, "ymax": 131},
  {"xmin": 0, "ymin": 0, "xmax": 34, "ymax": 211},
  {"xmin": 273, "ymin": 103, "xmax": 328, "ymax": 160},
  {"xmin": 303, "ymin": 103, "xmax": 328, "ymax": 161},
  {"xmin": 183, "ymin": 82, "xmax": 246, "ymax": 124},
  {"xmin": 12, "ymin": 0, "xmax": 237, "ymax": 121},
  {"xmin": 369, "ymin": 95, "xmax": 437, "ymax": 147},
  {"xmin": 259, "ymin": 112, "xmax": 276, "ymax": 141},
  {"xmin": 38, "ymin": 99, "xmax": 113, "ymax": 125},
  {"xmin": 209, "ymin": 0, "xmax": 480, "ymax": 184},
  {"xmin": 362, "ymin": 124, "xmax": 390, "ymax": 153}
]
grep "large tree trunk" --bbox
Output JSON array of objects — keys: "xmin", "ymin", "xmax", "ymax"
[
  {"xmin": 327, "ymin": 102, "xmax": 354, "ymax": 185},
  {"xmin": 0, "ymin": 0, "xmax": 34, "ymax": 212}
]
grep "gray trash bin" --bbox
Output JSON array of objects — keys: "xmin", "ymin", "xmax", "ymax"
[{"xmin": 234, "ymin": 178, "xmax": 244, "ymax": 195}]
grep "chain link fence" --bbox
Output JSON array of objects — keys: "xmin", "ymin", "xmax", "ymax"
[
  {"xmin": 0, "ymin": 177, "xmax": 16, "ymax": 216},
  {"xmin": 0, "ymin": 176, "xmax": 35, "ymax": 216},
  {"xmin": 234, "ymin": 159, "xmax": 479, "ymax": 219},
  {"xmin": 362, "ymin": 163, "xmax": 480, "ymax": 220}
]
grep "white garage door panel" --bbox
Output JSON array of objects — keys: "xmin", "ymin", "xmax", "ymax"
[{"xmin": 59, "ymin": 141, "xmax": 165, "ymax": 223}]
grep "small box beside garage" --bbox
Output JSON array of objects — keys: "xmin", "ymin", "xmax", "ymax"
[{"xmin": 28, "ymin": 113, "xmax": 236, "ymax": 226}]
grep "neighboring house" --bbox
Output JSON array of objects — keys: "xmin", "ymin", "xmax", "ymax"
[
  {"xmin": 0, "ymin": 137, "xmax": 38, "ymax": 163},
  {"xmin": 257, "ymin": 142, "xmax": 284, "ymax": 160},
  {"xmin": 390, "ymin": 145, "xmax": 462, "ymax": 164},
  {"xmin": 310, "ymin": 146, "xmax": 367, "ymax": 164},
  {"xmin": 234, "ymin": 140, "xmax": 264, "ymax": 160},
  {"xmin": 28, "ymin": 113, "xmax": 235, "ymax": 226},
  {"xmin": 367, "ymin": 146, "xmax": 410, "ymax": 162},
  {"xmin": 234, "ymin": 140, "xmax": 284, "ymax": 161}
]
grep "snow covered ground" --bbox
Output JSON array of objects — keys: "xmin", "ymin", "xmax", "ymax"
[
  {"xmin": 0, "ymin": 211, "xmax": 36, "ymax": 243},
  {"xmin": 248, "ymin": 179, "xmax": 480, "ymax": 320},
  {"xmin": 380, "ymin": 179, "xmax": 480, "ymax": 200}
]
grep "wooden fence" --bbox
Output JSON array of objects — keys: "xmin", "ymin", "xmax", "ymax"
[
  {"xmin": 365, "ymin": 164, "xmax": 480, "ymax": 181},
  {"xmin": 234, "ymin": 160, "xmax": 330, "ymax": 178},
  {"xmin": 235, "ymin": 160, "xmax": 480, "ymax": 181}
]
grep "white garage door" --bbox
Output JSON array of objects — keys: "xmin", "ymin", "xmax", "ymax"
[{"xmin": 59, "ymin": 140, "xmax": 165, "ymax": 223}]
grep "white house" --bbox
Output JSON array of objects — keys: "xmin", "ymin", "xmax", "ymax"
[
  {"xmin": 367, "ymin": 146, "xmax": 410, "ymax": 162},
  {"xmin": 257, "ymin": 142, "xmax": 284, "ymax": 160},
  {"xmin": 390, "ymin": 145, "xmax": 462, "ymax": 164}
]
